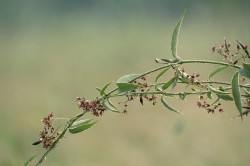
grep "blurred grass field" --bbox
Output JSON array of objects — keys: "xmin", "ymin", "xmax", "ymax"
[{"xmin": 0, "ymin": 1, "xmax": 250, "ymax": 166}]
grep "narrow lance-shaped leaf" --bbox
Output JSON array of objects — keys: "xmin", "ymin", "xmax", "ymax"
[
  {"xmin": 216, "ymin": 94, "xmax": 233, "ymax": 101},
  {"xmin": 207, "ymin": 85, "xmax": 230, "ymax": 95},
  {"xmin": 155, "ymin": 67, "xmax": 170, "ymax": 82},
  {"xmin": 117, "ymin": 74, "xmax": 140, "ymax": 83},
  {"xmin": 171, "ymin": 9, "xmax": 186, "ymax": 60},
  {"xmin": 69, "ymin": 118, "xmax": 96, "ymax": 134},
  {"xmin": 239, "ymin": 63, "xmax": 250, "ymax": 79},
  {"xmin": 117, "ymin": 83, "xmax": 141, "ymax": 93},
  {"xmin": 242, "ymin": 63, "xmax": 250, "ymax": 71},
  {"xmin": 23, "ymin": 154, "xmax": 39, "ymax": 166},
  {"xmin": 231, "ymin": 72, "xmax": 243, "ymax": 119},
  {"xmin": 102, "ymin": 100, "xmax": 120, "ymax": 113},
  {"xmin": 96, "ymin": 87, "xmax": 101, "ymax": 92},
  {"xmin": 107, "ymin": 99, "xmax": 118, "ymax": 110},
  {"xmin": 100, "ymin": 82, "xmax": 111, "ymax": 96},
  {"xmin": 172, "ymin": 72, "xmax": 180, "ymax": 90},
  {"xmin": 71, "ymin": 118, "xmax": 93, "ymax": 127},
  {"xmin": 210, "ymin": 97, "xmax": 220, "ymax": 106},
  {"xmin": 117, "ymin": 74, "xmax": 141, "ymax": 93},
  {"xmin": 239, "ymin": 68, "xmax": 250, "ymax": 79},
  {"xmin": 162, "ymin": 77, "xmax": 176, "ymax": 91},
  {"xmin": 161, "ymin": 96, "xmax": 182, "ymax": 114},
  {"xmin": 207, "ymin": 91, "xmax": 213, "ymax": 99},
  {"xmin": 209, "ymin": 66, "xmax": 228, "ymax": 80}
]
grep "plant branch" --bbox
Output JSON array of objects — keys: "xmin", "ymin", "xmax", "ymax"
[
  {"xmin": 177, "ymin": 59, "xmax": 241, "ymax": 69},
  {"xmin": 105, "ymin": 59, "xmax": 241, "ymax": 98}
]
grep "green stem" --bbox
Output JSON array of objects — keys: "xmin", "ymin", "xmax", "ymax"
[
  {"xmin": 178, "ymin": 60, "xmax": 241, "ymax": 69},
  {"xmin": 201, "ymin": 81, "xmax": 250, "ymax": 89},
  {"xmin": 131, "ymin": 91, "xmax": 208, "ymax": 96},
  {"xmin": 108, "ymin": 90, "xmax": 209, "ymax": 98},
  {"xmin": 105, "ymin": 64, "xmax": 172, "ymax": 97}
]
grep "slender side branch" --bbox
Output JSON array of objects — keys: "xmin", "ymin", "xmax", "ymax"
[{"xmin": 178, "ymin": 60, "xmax": 241, "ymax": 69}]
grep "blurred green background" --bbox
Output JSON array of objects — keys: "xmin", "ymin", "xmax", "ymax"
[{"xmin": 0, "ymin": 0, "xmax": 250, "ymax": 165}]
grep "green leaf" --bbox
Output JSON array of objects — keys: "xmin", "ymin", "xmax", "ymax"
[
  {"xmin": 210, "ymin": 97, "xmax": 220, "ymax": 106},
  {"xmin": 240, "ymin": 69, "xmax": 250, "ymax": 79},
  {"xmin": 207, "ymin": 91, "xmax": 213, "ymax": 99},
  {"xmin": 107, "ymin": 99, "xmax": 118, "ymax": 110},
  {"xmin": 209, "ymin": 66, "xmax": 228, "ymax": 80},
  {"xmin": 207, "ymin": 85, "xmax": 230, "ymax": 95},
  {"xmin": 69, "ymin": 119, "xmax": 96, "ymax": 134},
  {"xmin": 171, "ymin": 9, "xmax": 186, "ymax": 60},
  {"xmin": 117, "ymin": 83, "xmax": 141, "ymax": 93},
  {"xmin": 155, "ymin": 67, "xmax": 170, "ymax": 82},
  {"xmin": 231, "ymin": 72, "xmax": 243, "ymax": 119},
  {"xmin": 216, "ymin": 94, "xmax": 233, "ymax": 101},
  {"xmin": 102, "ymin": 100, "xmax": 120, "ymax": 113},
  {"xmin": 100, "ymin": 82, "xmax": 111, "ymax": 96},
  {"xmin": 162, "ymin": 77, "xmax": 176, "ymax": 91},
  {"xmin": 96, "ymin": 87, "xmax": 101, "ymax": 92},
  {"xmin": 116, "ymin": 74, "xmax": 141, "ymax": 93},
  {"xmin": 243, "ymin": 63, "xmax": 250, "ymax": 71},
  {"xmin": 172, "ymin": 74, "xmax": 180, "ymax": 90},
  {"xmin": 23, "ymin": 154, "xmax": 39, "ymax": 166},
  {"xmin": 240, "ymin": 63, "xmax": 250, "ymax": 79},
  {"xmin": 160, "ymin": 96, "xmax": 182, "ymax": 114},
  {"xmin": 71, "ymin": 118, "xmax": 93, "ymax": 127},
  {"xmin": 117, "ymin": 74, "xmax": 140, "ymax": 83}
]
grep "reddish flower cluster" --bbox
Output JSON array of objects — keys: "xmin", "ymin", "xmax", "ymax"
[
  {"xmin": 77, "ymin": 97, "xmax": 106, "ymax": 116},
  {"xmin": 39, "ymin": 113, "xmax": 60, "ymax": 150},
  {"xmin": 179, "ymin": 67, "xmax": 201, "ymax": 83},
  {"xmin": 211, "ymin": 39, "xmax": 249, "ymax": 64},
  {"xmin": 139, "ymin": 90, "xmax": 157, "ymax": 105},
  {"xmin": 134, "ymin": 76, "xmax": 157, "ymax": 105},
  {"xmin": 197, "ymin": 95, "xmax": 223, "ymax": 113},
  {"xmin": 122, "ymin": 76, "xmax": 157, "ymax": 113}
]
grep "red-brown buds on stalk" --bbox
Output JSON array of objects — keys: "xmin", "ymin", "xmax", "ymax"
[
  {"xmin": 197, "ymin": 101, "xmax": 202, "ymax": 108},
  {"xmin": 37, "ymin": 113, "xmax": 60, "ymax": 150},
  {"xmin": 207, "ymin": 108, "xmax": 214, "ymax": 114},
  {"xmin": 131, "ymin": 76, "xmax": 157, "ymax": 106},
  {"xmin": 196, "ymin": 96, "xmax": 224, "ymax": 114},
  {"xmin": 178, "ymin": 68, "xmax": 201, "ymax": 84},
  {"xmin": 219, "ymin": 108, "xmax": 224, "ymax": 113},
  {"xmin": 118, "ymin": 76, "xmax": 157, "ymax": 113},
  {"xmin": 77, "ymin": 97, "xmax": 106, "ymax": 116},
  {"xmin": 213, "ymin": 39, "xmax": 249, "ymax": 63}
]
